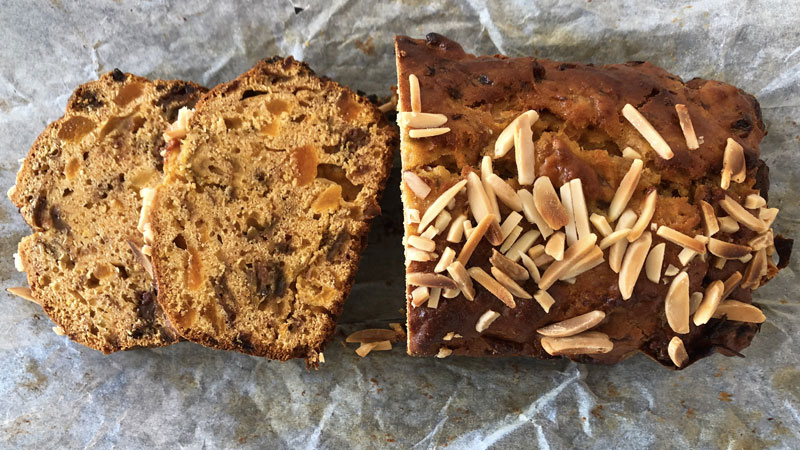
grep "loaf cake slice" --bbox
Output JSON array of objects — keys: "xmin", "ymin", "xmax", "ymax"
[
  {"xmin": 143, "ymin": 57, "xmax": 397, "ymax": 364},
  {"xmin": 395, "ymin": 34, "xmax": 792, "ymax": 368},
  {"xmin": 8, "ymin": 70, "xmax": 207, "ymax": 353}
]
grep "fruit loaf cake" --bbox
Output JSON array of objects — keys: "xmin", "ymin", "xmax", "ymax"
[
  {"xmin": 395, "ymin": 33, "xmax": 792, "ymax": 368},
  {"xmin": 143, "ymin": 57, "xmax": 397, "ymax": 365},
  {"xmin": 8, "ymin": 70, "xmax": 207, "ymax": 353}
]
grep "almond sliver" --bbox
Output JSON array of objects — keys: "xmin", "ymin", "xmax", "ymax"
[
  {"xmin": 495, "ymin": 110, "xmax": 539, "ymax": 158},
  {"xmin": 665, "ymin": 271, "xmax": 690, "ymax": 334},
  {"xmin": 487, "ymin": 174, "xmax": 523, "ymax": 211},
  {"xmin": 537, "ymin": 310, "xmax": 606, "ymax": 337},
  {"xmin": 533, "ymin": 176, "xmax": 569, "ymax": 230},
  {"xmin": 622, "ymin": 103, "xmax": 674, "ymax": 160},
  {"xmin": 693, "ymin": 280, "xmax": 724, "ymax": 326},
  {"xmin": 608, "ymin": 158, "xmax": 644, "ymax": 222},
  {"xmin": 668, "ymin": 336, "xmax": 689, "ymax": 368},
  {"xmin": 699, "ymin": 200, "xmax": 719, "ymax": 236},
  {"xmin": 618, "ymin": 231, "xmax": 652, "ymax": 300},
  {"xmin": 645, "ymin": 242, "xmax": 666, "ymax": 283},
  {"xmin": 519, "ymin": 188, "xmax": 554, "ymax": 238},
  {"xmin": 398, "ymin": 111, "xmax": 447, "ymax": 129},
  {"xmin": 409, "ymin": 74, "xmax": 421, "ymax": 113},
  {"xmin": 403, "ymin": 170, "xmax": 432, "ymax": 199},
  {"xmin": 719, "ymin": 196, "xmax": 768, "ymax": 233},
  {"xmin": 675, "ymin": 104, "xmax": 699, "ymax": 150},
  {"xmin": 419, "ymin": 179, "xmax": 467, "ymax": 231},
  {"xmin": 627, "ymin": 189, "xmax": 657, "ymax": 242}
]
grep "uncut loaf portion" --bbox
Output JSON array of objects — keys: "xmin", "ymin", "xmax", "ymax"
[
  {"xmin": 8, "ymin": 70, "xmax": 207, "ymax": 353},
  {"xmin": 144, "ymin": 57, "xmax": 397, "ymax": 364},
  {"xmin": 396, "ymin": 34, "xmax": 792, "ymax": 368}
]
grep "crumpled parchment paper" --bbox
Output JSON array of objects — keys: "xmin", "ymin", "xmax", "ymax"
[{"xmin": 1, "ymin": 1, "xmax": 798, "ymax": 448}]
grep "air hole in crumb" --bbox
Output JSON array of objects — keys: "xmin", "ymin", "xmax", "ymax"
[
  {"xmin": 87, "ymin": 274, "xmax": 100, "ymax": 288},
  {"xmin": 224, "ymin": 117, "xmax": 243, "ymax": 129},
  {"xmin": 173, "ymin": 234, "xmax": 188, "ymax": 250},
  {"xmin": 114, "ymin": 264, "xmax": 129, "ymax": 279},
  {"xmin": 62, "ymin": 188, "xmax": 73, "ymax": 198}
]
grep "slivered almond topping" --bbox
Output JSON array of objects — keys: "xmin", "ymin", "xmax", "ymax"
[
  {"xmin": 560, "ymin": 247, "xmax": 604, "ymax": 280},
  {"xmin": 675, "ymin": 104, "xmax": 699, "ymax": 150},
  {"xmin": 411, "ymin": 286, "xmax": 430, "ymax": 307},
  {"xmin": 690, "ymin": 292, "xmax": 704, "ymax": 315},
  {"xmin": 707, "ymin": 238, "xmax": 751, "ymax": 259},
  {"xmin": 409, "ymin": 74, "xmax": 421, "ymax": 113},
  {"xmin": 487, "ymin": 174, "xmax": 523, "ymax": 211},
  {"xmin": 7, "ymin": 287, "xmax": 37, "ymax": 304},
  {"xmin": 420, "ymin": 226, "xmax": 439, "ymax": 240},
  {"xmin": 469, "ymin": 267, "xmax": 516, "ymax": 308},
  {"xmin": 407, "ymin": 272, "xmax": 458, "ymax": 290},
  {"xmin": 545, "ymin": 231, "xmax": 566, "ymax": 261},
  {"xmin": 403, "ymin": 171, "xmax": 431, "ymax": 199},
  {"xmin": 569, "ymin": 179, "xmax": 591, "ymax": 241},
  {"xmin": 346, "ymin": 329, "xmax": 400, "ymax": 343},
  {"xmin": 490, "ymin": 249, "xmax": 529, "ymax": 281},
  {"xmin": 463, "ymin": 221, "xmax": 473, "ymax": 239},
  {"xmin": 678, "ymin": 246, "xmax": 698, "ymax": 267},
  {"xmin": 520, "ymin": 253, "xmax": 542, "ymax": 283},
  {"xmin": 539, "ymin": 233, "xmax": 598, "ymax": 290},
  {"xmin": 13, "ymin": 252, "xmax": 25, "ymax": 272},
  {"xmin": 609, "ymin": 209, "xmax": 638, "ymax": 273},
  {"xmin": 645, "ymin": 242, "xmax": 666, "ymax": 283},
  {"xmin": 713, "ymin": 256, "xmax": 727, "ymax": 270},
  {"xmin": 446, "ymin": 261, "xmax": 475, "ymax": 301},
  {"xmin": 656, "ymin": 226, "xmax": 706, "ymax": 254},
  {"xmin": 712, "ymin": 300, "xmax": 766, "ymax": 323},
  {"xmin": 434, "ymin": 210, "xmax": 452, "ymax": 233},
  {"xmin": 622, "ymin": 147, "xmax": 642, "ymax": 159},
  {"xmin": 475, "ymin": 310, "xmax": 501, "ymax": 333},
  {"xmin": 719, "ymin": 196, "xmax": 768, "ymax": 233},
  {"xmin": 53, "ymin": 326, "xmax": 66, "ymax": 336},
  {"xmin": 457, "ymin": 214, "xmax": 494, "ymax": 265},
  {"xmin": 447, "ymin": 214, "xmax": 467, "ymax": 243},
  {"xmin": 693, "ymin": 280, "xmax": 724, "ymax": 326},
  {"xmin": 407, "ymin": 208, "xmax": 421, "ymax": 224},
  {"xmin": 500, "ymin": 211, "xmax": 523, "ymax": 240},
  {"xmin": 533, "ymin": 176, "xmax": 569, "ymax": 229},
  {"xmin": 608, "ymin": 158, "xmax": 644, "ymax": 222},
  {"xmin": 408, "ymin": 235, "xmax": 435, "ymax": 252},
  {"xmin": 409, "ymin": 127, "xmax": 450, "ymax": 138},
  {"xmin": 163, "ymin": 107, "xmax": 193, "ymax": 141},
  {"xmin": 356, "ymin": 340, "xmax": 392, "ymax": 357},
  {"xmin": 664, "ymin": 264, "xmax": 680, "ymax": 277},
  {"xmin": 622, "ymin": 103, "xmax": 674, "ymax": 160},
  {"xmin": 534, "ymin": 289, "xmax": 555, "ymax": 312},
  {"xmin": 528, "ymin": 244, "xmax": 545, "ymax": 259},
  {"xmin": 495, "ymin": 110, "xmax": 539, "ymax": 158},
  {"xmin": 760, "ymin": 207, "xmax": 779, "ymax": 227},
  {"xmin": 435, "ymin": 347, "xmax": 453, "ymax": 358},
  {"xmin": 419, "ymin": 179, "xmax": 467, "ymax": 231},
  {"xmin": 408, "ymin": 248, "xmax": 433, "ymax": 262},
  {"xmin": 560, "ymin": 183, "xmax": 577, "ymax": 246},
  {"xmin": 540, "ymin": 331, "xmax": 613, "ymax": 356},
  {"xmin": 519, "ymin": 189, "xmax": 555, "ymax": 238},
  {"xmin": 499, "ymin": 226, "xmax": 523, "ymax": 253},
  {"xmin": 434, "ymin": 247, "xmax": 457, "ymax": 273},
  {"xmin": 467, "ymin": 172, "xmax": 503, "ymax": 245},
  {"xmin": 537, "ymin": 310, "xmax": 606, "ymax": 337},
  {"xmin": 378, "ymin": 98, "xmax": 396, "ymax": 113},
  {"xmin": 665, "ymin": 272, "xmax": 690, "ymax": 334},
  {"xmin": 389, "ymin": 323, "xmax": 406, "ymax": 337},
  {"xmin": 599, "ymin": 228, "xmax": 632, "ymax": 250},
  {"xmin": 741, "ymin": 248, "xmax": 767, "ymax": 289},
  {"xmin": 668, "ymin": 336, "xmax": 689, "ymax": 368},
  {"xmin": 490, "ymin": 267, "xmax": 532, "ymax": 300},
  {"xmin": 699, "ymin": 200, "xmax": 719, "ymax": 236},
  {"xmin": 534, "ymin": 253, "xmax": 555, "ymax": 268},
  {"xmin": 514, "ymin": 116, "xmax": 536, "ymax": 185},
  {"xmin": 447, "ymin": 198, "xmax": 456, "ymax": 210},
  {"xmin": 718, "ymin": 216, "xmax": 740, "ymax": 234},
  {"xmin": 721, "ymin": 138, "xmax": 746, "ymax": 189},
  {"xmin": 590, "ymin": 213, "xmax": 613, "ymax": 237},
  {"xmin": 627, "ymin": 189, "xmax": 657, "ymax": 242},
  {"xmin": 127, "ymin": 239, "xmax": 155, "ymax": 280},
  {"xmin": 443, "ymin": 332, "xmax": 456, "ymax": 341},
  {"xmin": 618, "ymin": 232, "xmax": 653, "ymax": 300},
  {"xmin": 481, "ymin": 156, "xmax": 501, "ymax": 217},
  {"xmin": 744, "ymin": 194, "xmax": 766, "ymax": 209},
  {"xmin": 505, "ymin": 230, "xmax": 541, "ymax": 262},
  {"xmin": 443, "ymin": 288, "xmax": 460, "ymax": 299},
  {"xmin": 428, "ymin": 287, "xmax": 442, "ymax": 308},
  {"xmin": 398, "ymin": 111, "xmax": 448, "ymax": 129},
  {"xmin": 748, "ymin": 231, "xmax": 773, "ymax": 251}
]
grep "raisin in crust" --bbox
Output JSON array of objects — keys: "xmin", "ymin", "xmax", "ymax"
[
  {"xmin": 145, "ymin": 57, "xmax": 397, "ymax": 364},
  {"xmin": 8, "ymin": 70, "xmax": 207, "ymax": 353},
  {"xmin": 396, "ymin": 34, "xmax": 792, "ymax": 368}
]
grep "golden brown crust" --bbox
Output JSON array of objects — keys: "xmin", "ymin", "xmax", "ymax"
[
  {"xmin": 147, "ymin": 57, "xmax": 397, "ymax": 364},
  {"xmin": 397, "ymin": 34, "xmax": 787, "ymax": 368},
  {"xmin": 9, "ymin": 70, "xmax": 207, "ymax": 353}
]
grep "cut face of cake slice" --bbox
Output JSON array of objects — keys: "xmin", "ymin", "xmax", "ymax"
[
  {"xmin": 9, "ymin": 70, "xmax": 207, "ymax": 353},
  {"xmin": 144, "ymin": 57, "xmax": 397, "ymax": 365},
  {"xmin": 395, "ymin": 34, "xmax": 791, "ymax": 368}
]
